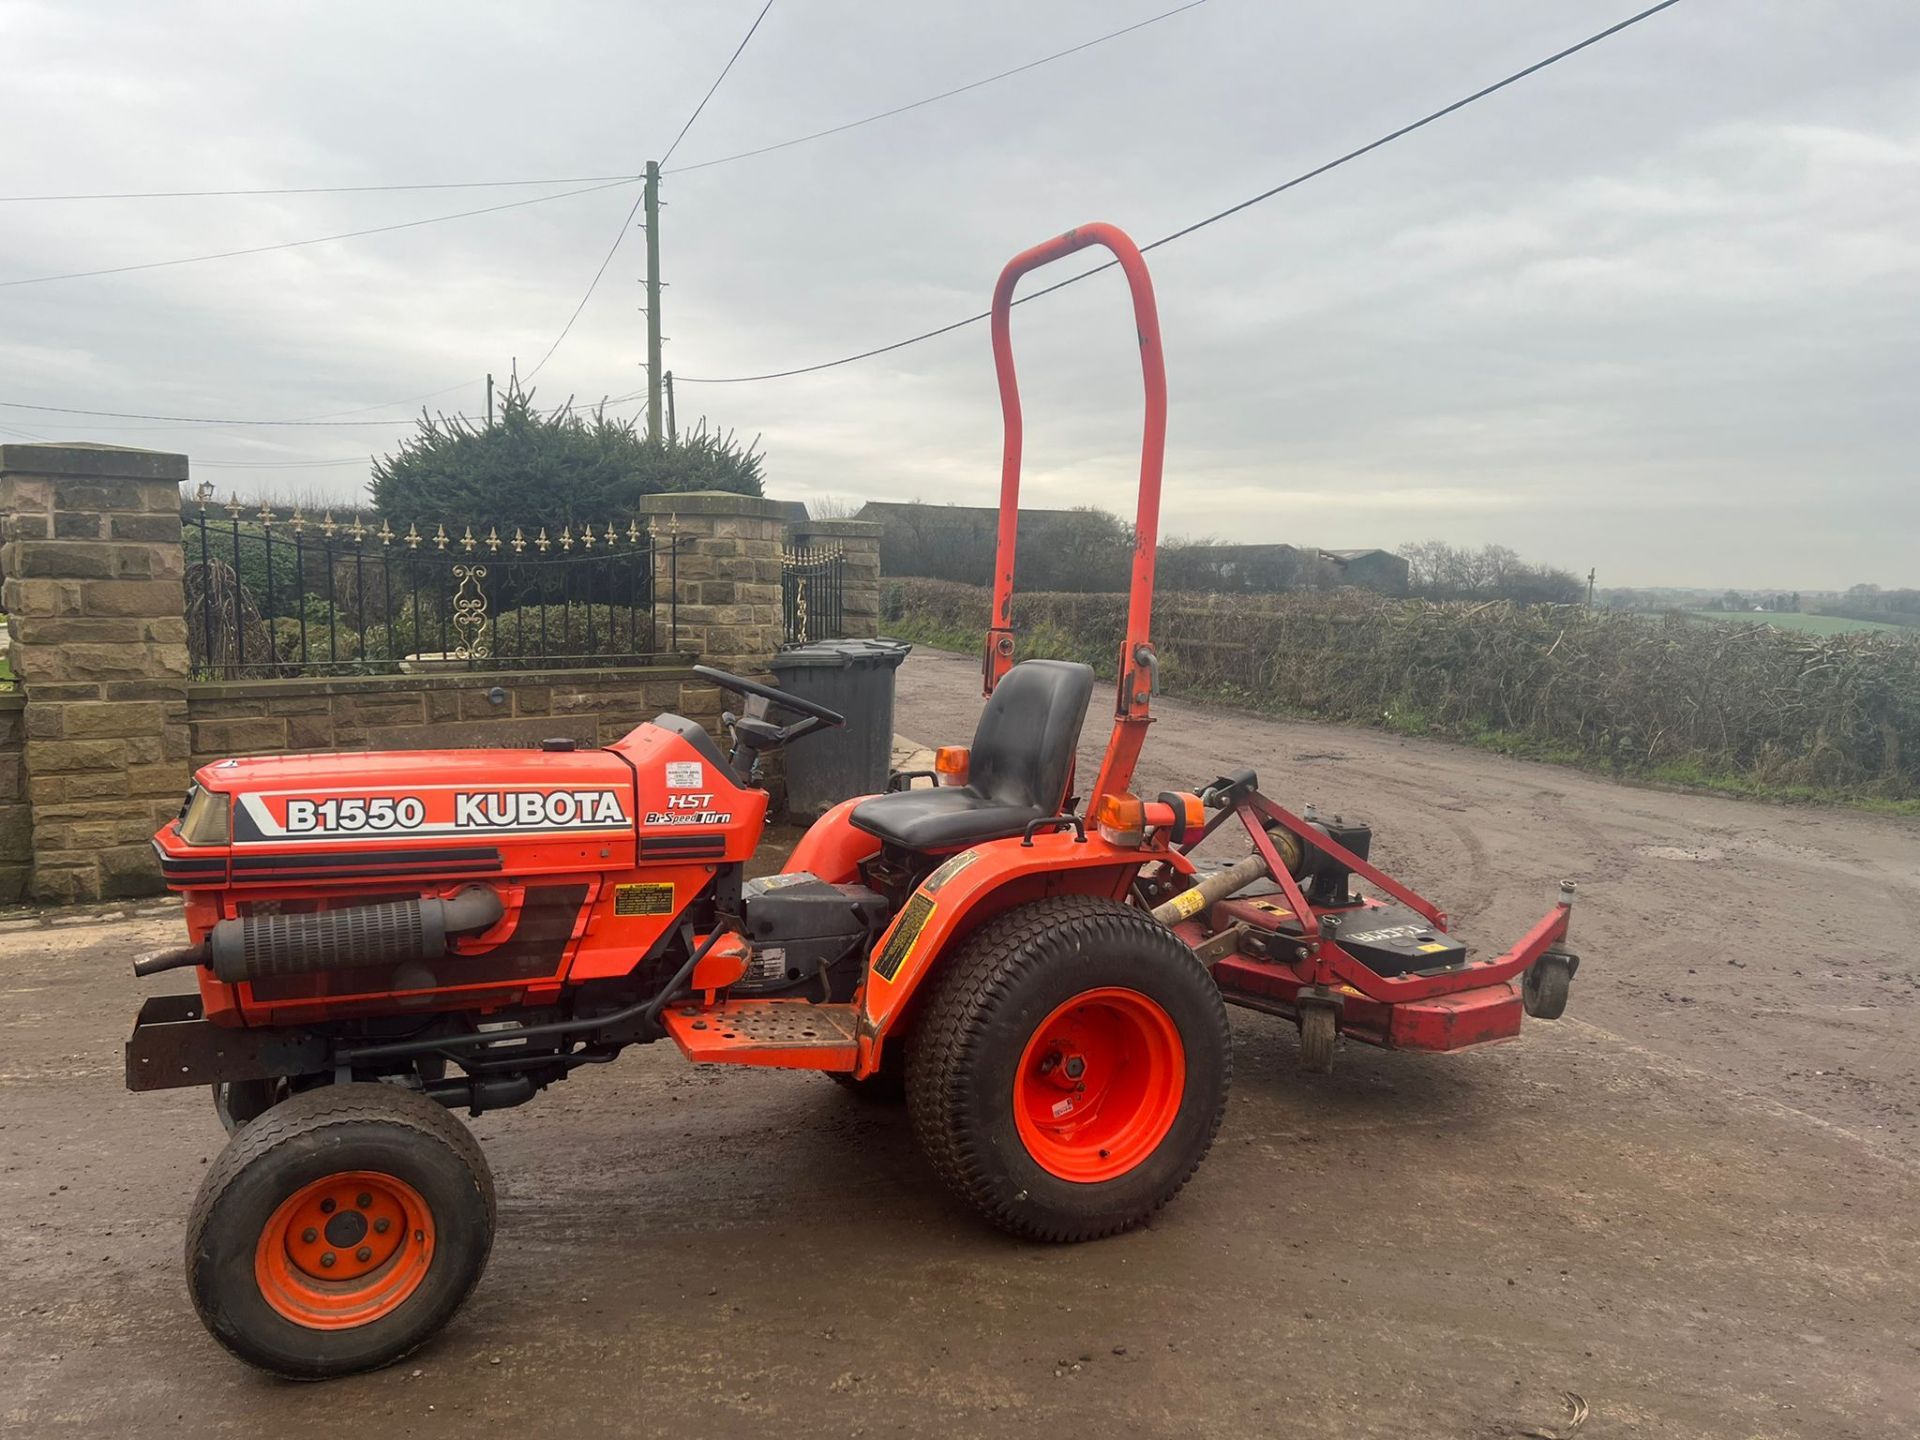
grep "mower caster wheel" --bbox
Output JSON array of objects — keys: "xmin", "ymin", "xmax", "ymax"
[
  {"xmin": 212, "ymin": 1079, "xmax": 287, "ymax": 1133},
  {"xmin": 1523, "ymin": 951, "xmax": 1577, "ymax": 1020},
  {"xmin": 186, "ymin": 1082, "xmax": 495, "ymax": 1379},
  {"xmin": 1296, "ymin": 1004, "xmax": 1337, "ymax": 1074},
  {"xmin": 907, "ymin": 896, "xmax": 1230, "ymax": 1243}
]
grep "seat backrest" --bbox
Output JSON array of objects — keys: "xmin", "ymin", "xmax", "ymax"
[{"xmin": 968, "ymin": 659, "xmax": 1096, "ymax": 812}]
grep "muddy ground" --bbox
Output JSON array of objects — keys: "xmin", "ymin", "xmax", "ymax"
[{"xmin": 1, "ymin": 648, "xmax": 1914, "ymax": 1438}]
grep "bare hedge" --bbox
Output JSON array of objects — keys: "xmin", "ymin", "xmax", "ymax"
[{"xmin": 884, "ymin": 579, "xmax": 1920, "ymax": 797}]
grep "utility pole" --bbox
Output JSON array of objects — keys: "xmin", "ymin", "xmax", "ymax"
[
  {"xmin": 665, "ymin": 371, "xmax": 677, "ymax": 442},
  {"xmin": 485, "ymin": 373, "xmax": 494, "ymax": 427},
  {"xmin": 1587, "ymin": 567, "xmax": 1596, "ymax": 607},
  {"xmin": 644, "ymin": 160, "xmax": 663, "ymax": 442}
]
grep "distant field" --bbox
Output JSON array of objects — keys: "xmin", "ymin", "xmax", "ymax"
[{"xmin": 1689, "ymin": 609, "xmax": 1907, "ymax": 636}]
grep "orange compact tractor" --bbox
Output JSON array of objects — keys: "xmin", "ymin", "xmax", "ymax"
[{"xmin": 127, "ymin": 223, "xmax": 1580, "ymax": 1378}]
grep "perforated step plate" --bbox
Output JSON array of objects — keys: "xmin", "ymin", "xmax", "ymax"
[{"xmin": 662, "ymin": 999, "xmax": 858, "ymax": 1070}]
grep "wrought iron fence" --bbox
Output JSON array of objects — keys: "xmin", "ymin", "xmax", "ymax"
[
  {"xmin": 781, "ymin": 543, "xmax": 847, "ymax": 645},
  {"xmin": 184, "ymin": 500, "xmax": 688, "ymax": 679}
]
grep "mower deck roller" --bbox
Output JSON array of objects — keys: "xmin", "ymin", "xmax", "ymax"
[{"xmin": 125, "ymin": 223, "xmax": 1579, "ymax": 1380}]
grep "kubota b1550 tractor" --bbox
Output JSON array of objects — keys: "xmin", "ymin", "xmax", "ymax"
[{"xmin": 127, "ymin": 223, "xmax": 1580, "ymax": 1379}]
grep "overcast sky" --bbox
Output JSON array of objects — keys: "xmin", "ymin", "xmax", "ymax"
[{"xmin": 1, "ymin": 1, "xmax": 1914, "ymax": 589}]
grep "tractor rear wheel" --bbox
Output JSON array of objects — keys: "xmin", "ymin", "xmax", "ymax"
[
  {"xmin": 907, "ymin": 896, "xmax": 1230, "ymax": 1242},
  {"xmin": 186, "ymin": 1082, "xmax": 494, "ymax": 1379}
]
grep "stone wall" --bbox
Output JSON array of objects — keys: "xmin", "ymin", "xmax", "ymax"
[
  {"xmin": 0, "ymin": 445, "xmax": 192, "ymax": 902},
  {"xmin": 0, "ymin": 457, "xmax": 886, "ymax": 903},
  {"xmin": 187, "ymin": 665, "xmax": 719, "ymax": 768}
]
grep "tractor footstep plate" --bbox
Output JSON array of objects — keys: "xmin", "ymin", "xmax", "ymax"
[{"xmin": 663, "ymin": 1000, "xmax": 858, "ymax": 1071}]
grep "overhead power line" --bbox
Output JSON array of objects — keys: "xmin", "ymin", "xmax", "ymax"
[
  {"xmin": 0, "ymin": 1, "xmax": 1198, "ymax": 424},
  {"xmin": 0, "ymin": 178, "xmax": 637, "ymax": 290},
  {"xmin": 664, "ymin": 0, "xmax": 1209, "ymax": 176},
  {"xmin": 0, "ymin": 1, "xmax": 1206, "ymax": 203},
  {"xmin": 676, "ymin": 0, "xmax": 1686, "ymax": 384},
  {"xmin": 525, "ymin": 0, "xmax": 776, "ymax": 382},
  {"xmin": 0, "ymin": 400, "xmax": 434, "ymax": 427},
  {"xmin": 0, "ymin": 176, "xmax": 639, "ymax": 203},
  {"xmin": 663, "ymin": 1, "xmax": 777, "ymax": 168}
]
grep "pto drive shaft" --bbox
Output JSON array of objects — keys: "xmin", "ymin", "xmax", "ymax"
[{"xmin": 1150, "ymin": 852, "xmax": 1271, "ymax": 926}]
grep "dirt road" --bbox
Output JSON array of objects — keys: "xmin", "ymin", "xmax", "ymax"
[
  {"xmin": 897, "ymin": 646, "xmax": 1920, "ymax": 1168},
  {"xmin": 1, "ymin": 650, "xmax": 1914, "ymax": 1438}
]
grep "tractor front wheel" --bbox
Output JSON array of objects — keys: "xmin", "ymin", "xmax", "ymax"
[
  {"xmin": 907, "ymin": 896, "xmax": 1230, "ymax": 1242},
  {"xmin": 186, "ymin": 1083, "xmax": 495, "ymax": 1379}
]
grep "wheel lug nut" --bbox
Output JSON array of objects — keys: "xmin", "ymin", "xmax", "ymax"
[
  {"xmin": 320, "ymin": 1252, "xmax": 336, "ymax": 1268},
  {"xmin": 1064, "ymin": 1056, "xmax": 1086, "ymax": 1079},
  {"xmin": 301, "ymin": 1227, "xmax": 318, "ymax": 1243},
  {"xmin": 356, "ymin": 1193, "xmax": 372, "ymax": 1209},
  {"xmin": 356, "ymin": 1246, "xmax": 373, "ymax": 1262},
  {"xmin": 374, "ymin": 1217, "xmax": 391, "ymax": 1234},
  {"xmin": 319, "ymin": 1197, "xmax": 336, "ymax": 1214}
]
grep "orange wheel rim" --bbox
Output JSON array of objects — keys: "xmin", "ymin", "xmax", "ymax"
[
  {"xmin": 1013, "ymin": 987, "xmax": 1186, "ymax": 1183},
  {"xmin": 254, "ymin": 1170, "xmax": 434, "ymax": 1330}
]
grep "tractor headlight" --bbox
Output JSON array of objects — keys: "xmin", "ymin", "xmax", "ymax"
[{"xmin": 177, "ymin": 785, "xmax": 230, "ymax": 846}]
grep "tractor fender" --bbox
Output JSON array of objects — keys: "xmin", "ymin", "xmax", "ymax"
[
  {"xmin": 785, "ymin": 796, "xmax": 882, "ymax": 884},
  {"xmin": 854, "ymin": 830, "xmax": 1176, "ymax": 1076}
]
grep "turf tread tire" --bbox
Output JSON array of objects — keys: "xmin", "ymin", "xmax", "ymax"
[
  {"xmin": 906, "ymin": 895, "xmax": 1230, "ymax": 1243},
  {"xmin": 186, "ymin": 1082, "xmax": 494, "ymax": 1380}
]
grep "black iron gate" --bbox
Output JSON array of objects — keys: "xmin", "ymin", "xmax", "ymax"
[
  {"xmin": 781, "ymin": 543, "xmax": 845, "ymax": 645},
  {"xmin": 184, "ymin": 501, "xmax": 688, "ymax": 678}
]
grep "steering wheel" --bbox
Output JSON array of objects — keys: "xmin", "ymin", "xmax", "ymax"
[
  {"xmin": 693, "ymin": 664, "xmax": 846, "ymax": 728},
  {"xmin": 693, "ymin": 664, "xmax": 845, "ymax": 780}
]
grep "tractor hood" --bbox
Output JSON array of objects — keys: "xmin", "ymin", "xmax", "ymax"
[{"xmin": 189, "ymin": 748, "xmax": 640, "ymax": 848}]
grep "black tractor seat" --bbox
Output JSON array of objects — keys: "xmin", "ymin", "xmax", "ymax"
[{"xmin": 850, "ymin": 659, "xmax": 1095, "ymax": 852}]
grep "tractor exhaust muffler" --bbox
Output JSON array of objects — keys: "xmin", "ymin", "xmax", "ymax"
[{"xmin": 133, "ymin": 887, "xmax": 504, "ymax": 982}]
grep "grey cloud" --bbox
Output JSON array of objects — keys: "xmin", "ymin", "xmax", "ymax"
[{"xmin": 2, "ymin": 0, "xmax": 1914, "ymax": 587}]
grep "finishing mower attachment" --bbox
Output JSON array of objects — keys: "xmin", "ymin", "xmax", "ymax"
[{"xmin": 124, "ymin": 222, "xmax": 1579, "ymax": 1380}]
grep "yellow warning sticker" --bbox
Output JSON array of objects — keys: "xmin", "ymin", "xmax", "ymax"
[
  {"xmin": 614, "ymin": 882, "xmax": 675, "ymax": 917},
  {"xmin": 873, "ymin": 893, "xmax": 936, "ymax": 981},
  {"xmin": 1170, "ymin": 887, "xmax": 1207, "ymax": 920},
  {"xmin": 1417, "ymin": 942, "xmax": 1449, "ymax": 953}
]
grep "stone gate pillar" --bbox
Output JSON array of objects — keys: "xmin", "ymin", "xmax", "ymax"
[
  {"xmin": 636, "ymin": 491, "xmax": 787, "ymax": 681},
  {"xmin": 0, "ymin": 444, "xmax": 191, "ymax": 901}
]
